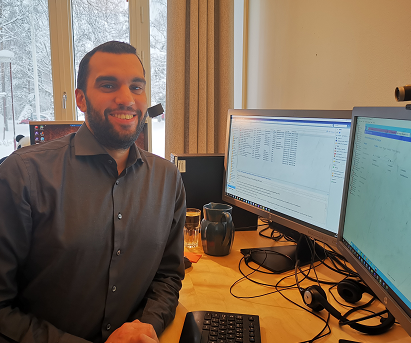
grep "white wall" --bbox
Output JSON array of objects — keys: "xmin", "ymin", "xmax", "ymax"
[{"xmin": 247, "ymin": 0, "xmax": 411, "ymax": 110}]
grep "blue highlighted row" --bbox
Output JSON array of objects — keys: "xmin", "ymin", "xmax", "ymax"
[{"xmin": 365, "ymin": 124, "xmax": 411, "ymax": 142}]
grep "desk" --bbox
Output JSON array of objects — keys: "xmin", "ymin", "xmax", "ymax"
[{"xmin": 160, "ymin": 231, "xmax": 411, "ymax": 343}]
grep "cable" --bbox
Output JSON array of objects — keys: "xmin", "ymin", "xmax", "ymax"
[
  {"xmin": 257, "ymin": 219, "xmax": 297, "ymax": 243},
  {"xmin": 229, "ymin": 254, "xmax": 297, "ymax": 299},
  {"xmin": 230, "ymin": 245, "xmax": 333, "ymax": 342}
]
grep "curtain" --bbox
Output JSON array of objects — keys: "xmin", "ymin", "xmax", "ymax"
[{"xmin": 165, "ymin": 0, "xmax": 234, "ymax": 159}]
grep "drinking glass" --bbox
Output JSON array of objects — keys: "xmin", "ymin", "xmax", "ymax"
[{"xmin": 184, "ymin": 208, "xmax": 201, "ymax": 248}]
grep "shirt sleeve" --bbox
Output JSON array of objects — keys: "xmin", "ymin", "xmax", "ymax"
[
  {"xmin": 129, "ymin": 170, "xmax": 186, "ymax": 336},
  {"xmin": 0, "ymin": 155, "xmax": 91, "ymax": 343}
]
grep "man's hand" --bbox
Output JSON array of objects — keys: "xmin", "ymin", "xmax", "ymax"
[{"xmin": 106, "ymin": 320, "xmax": 159, "ymax": 343}]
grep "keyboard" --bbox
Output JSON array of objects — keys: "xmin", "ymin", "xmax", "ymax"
[{"xmin": 179, "ymin": 310, "xmax": 261, "ymax": 343}]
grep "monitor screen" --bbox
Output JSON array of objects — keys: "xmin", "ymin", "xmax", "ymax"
[
  {"xmin": 337, "ymin": 106, "xmax": 411, "ymax": 336},
  {"xmin": 222, "ymin": 109, "xmax": 352, "ymax": 273},
  {"xmin": 29, "ymin": 121, "xmax": 83, "ymax": 145},
  {"xmin": 29, "ymin": 120, "xmax": 148, "ymax": 150}
]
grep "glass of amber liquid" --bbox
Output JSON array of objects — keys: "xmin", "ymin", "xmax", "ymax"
[{"xmin": 184, "ymin": 208, "xmax": 201, "ymax": 248}]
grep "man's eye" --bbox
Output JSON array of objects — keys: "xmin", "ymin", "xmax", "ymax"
[
  {"xmin": 101, "ymin": 84, "xmax": 114, "ymax": 89},
  {"xmin": 131, "ymin": 84, "xmax": 144, "ymax": 92}
]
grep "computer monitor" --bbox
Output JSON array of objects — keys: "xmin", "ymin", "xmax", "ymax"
[
  {"xmin": 29, "ymin": 120, "xmax": 148, "ymax": 150},
  {"xmin": 29, "ymin": 121, "xmax": 83, "ymax": 145},
  {"xmin": 337, "ymin": 106, "xmax": 411, "ymax": 336},
  {"xmin": 222, "ymin": 109, "xmax": 352, "ymax": 272}
]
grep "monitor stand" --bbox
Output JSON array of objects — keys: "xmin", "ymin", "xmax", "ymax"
[{"xmin": 240, "ymin": 223, "xmax": 326, "ymax": 274}]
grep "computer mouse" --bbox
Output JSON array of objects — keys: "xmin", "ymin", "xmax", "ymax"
[{"xmin": 184, "ymin": 256, "xmax": 192, "ymax": 269}]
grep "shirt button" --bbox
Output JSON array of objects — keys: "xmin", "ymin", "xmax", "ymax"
[
  {"xmin": 112, "ymin": 285, "xmax": 117, "ymax": 292},
  {"xmin": 115, "ymin": 180, "xmax": 120, "ymax": 185},
  {"xmin": 117, "ymin": 213, "xmax": 122, "ymax": 220},
  {"xmin": 116, "ymin": 249, "xmax": 121, "ymax": 256},
  {"xmin": 106, "ymin": 323, "xmax": 111, "ymax": 331},
  {"xmin": 108, "ymin": 160, "xmax": 113, "ymax": 164}
]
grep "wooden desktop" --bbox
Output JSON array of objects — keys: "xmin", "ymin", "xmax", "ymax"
[{"xmin": 160, "ymin": 230, "xmax": 411, "ymax": 343}]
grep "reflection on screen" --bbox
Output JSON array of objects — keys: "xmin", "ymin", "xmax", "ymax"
[
  {"xmin": 342, "ymin": 116, "xmax": 411, "ymax": 316},
  {"xmin": 225, "ymin": 116, "xmax": 351, "ymax": 235}
]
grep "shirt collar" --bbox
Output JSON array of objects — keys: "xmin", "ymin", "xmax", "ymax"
[{"xmin": 73, "ymin": 123, "xmax": 143, "ymax": 167}]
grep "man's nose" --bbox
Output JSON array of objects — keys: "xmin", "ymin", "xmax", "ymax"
[{"xmin": 114, "ymin": 86, "xmax": 135, "ymax": 107}]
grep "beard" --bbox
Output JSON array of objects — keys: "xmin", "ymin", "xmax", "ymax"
[{"xmin": 85, "ymin": 96, "xmax": 147, "ymax": 150}]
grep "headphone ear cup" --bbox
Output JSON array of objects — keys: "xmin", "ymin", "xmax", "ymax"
[
  {"xmin": 303, "ymin": 285, "xmax": 342, "ymax": 319},
  {"xmin": 337, "ymin": 279, "xmax": 364, "ymax": 303},
  {"xmin": 303, "ymin": 285, "xmax": 327, "ymax": 312}
]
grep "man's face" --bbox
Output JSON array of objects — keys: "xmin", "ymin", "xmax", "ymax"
[{"xmin": 75, "ymin": 51, "xmax": 148, "ymax": 150}]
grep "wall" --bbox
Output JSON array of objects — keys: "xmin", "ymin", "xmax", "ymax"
[{"xmin": 246, "ymin": 0, "xmax": 411, "ymax": 110}]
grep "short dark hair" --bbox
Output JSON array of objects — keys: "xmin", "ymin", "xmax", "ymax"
[{"xmin": 76, "ymin": 41, "xmax": 145, "ymax": 93}]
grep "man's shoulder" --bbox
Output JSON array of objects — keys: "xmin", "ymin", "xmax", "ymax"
[{"xmin": 10, "ymin": 134, "xmax": 74, "ymax": 164}]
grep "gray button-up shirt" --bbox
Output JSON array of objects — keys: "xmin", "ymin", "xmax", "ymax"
[{"xmin": 0, "ymin": 124, "xmax": 186, "ymax": 343}]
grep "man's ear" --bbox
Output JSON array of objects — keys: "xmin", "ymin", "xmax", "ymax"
[{"xmin": 75, "ymin": 88, "xmax": 87, "ymax": 113}]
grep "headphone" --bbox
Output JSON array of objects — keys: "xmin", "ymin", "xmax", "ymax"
[{"xmin": 300, "ymin": 279, "xmax": 395, "ymax": 335}]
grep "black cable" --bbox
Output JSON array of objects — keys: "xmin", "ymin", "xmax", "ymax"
[
  {"xmin": 230, "ymin": 254, "xmax": 298, "ymax": 299},
  {"xmin": 341, "ymin": 309, "xmax": 388, "ymax": 326},
  {"xmin": 231, "ymin": 231, "xmax": 392, "ymax": 341},
  {"xmin": 293, "ymin": 238, "xmax": 334, "ymax": 343},
  {"xmin": 258, "ymin": 226, "xmax": 284, "ymax": 241},
  {"xmin": 257, "ymin": 219, "xmax": 297, "ymax": 243},
  {"xmin": 230, "ymin": 245, "xmax": 333, "ymax": 342},
  {"xmin": 230, "ymin": 246, "xmax": 322, "ymax": 299}
]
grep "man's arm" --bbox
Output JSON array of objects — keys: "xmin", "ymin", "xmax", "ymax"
[
  {"xmin": 0, "ymin": 155, "xmax": 90, "ymax": 343},
  {"xmin": 128, "ymin": 171, "xmax": 186, "ymax": 336}
]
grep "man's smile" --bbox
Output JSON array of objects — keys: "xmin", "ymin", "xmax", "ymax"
[{"xmin": 110, "ymin": 113, "xmax": 135, "ymax": 120}]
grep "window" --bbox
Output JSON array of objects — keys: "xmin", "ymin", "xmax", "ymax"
[{"xmin": 0, "ymin": 0, "xmax": 53, "ymax": 157}]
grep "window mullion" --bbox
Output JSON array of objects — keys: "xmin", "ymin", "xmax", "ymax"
[
  {"xmin": 129, "ymin": 0, "xmax": 152, "ymax": 152},
  {"xmin": 48, "ymin": 0, "xmax": 76, "ymax": 121}
]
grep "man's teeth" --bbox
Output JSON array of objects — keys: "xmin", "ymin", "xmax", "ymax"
[{"xmin": 112, "ymin": 114, "xmax": 134, "ymax": 119}]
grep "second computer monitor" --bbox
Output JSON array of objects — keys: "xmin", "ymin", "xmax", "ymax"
[{"xmin": 222, "ymin": 109, "xmax": 352, "ymax": 247}]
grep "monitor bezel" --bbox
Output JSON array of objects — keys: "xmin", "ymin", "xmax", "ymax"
[
  {"xmin": 222, "ymin": 108, "xmax": 352, "ymax": 247},
  {"xmin": 337, "ymin": 106, "xmax": 411, "ymax": 337}
]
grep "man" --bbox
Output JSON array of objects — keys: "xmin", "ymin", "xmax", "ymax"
[{"xmin": 0, "ymin": 41, "xmax": 186, "ymax": 343}]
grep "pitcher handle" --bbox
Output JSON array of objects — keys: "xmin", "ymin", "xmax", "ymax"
[{"xmin": 221, "ymin": 211, "xmax": 233, "ymax": 246}]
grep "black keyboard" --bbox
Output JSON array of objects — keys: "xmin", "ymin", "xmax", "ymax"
[{"xmin": 179, "ymin": 310, "xmax": 261, "ymax": 343}]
